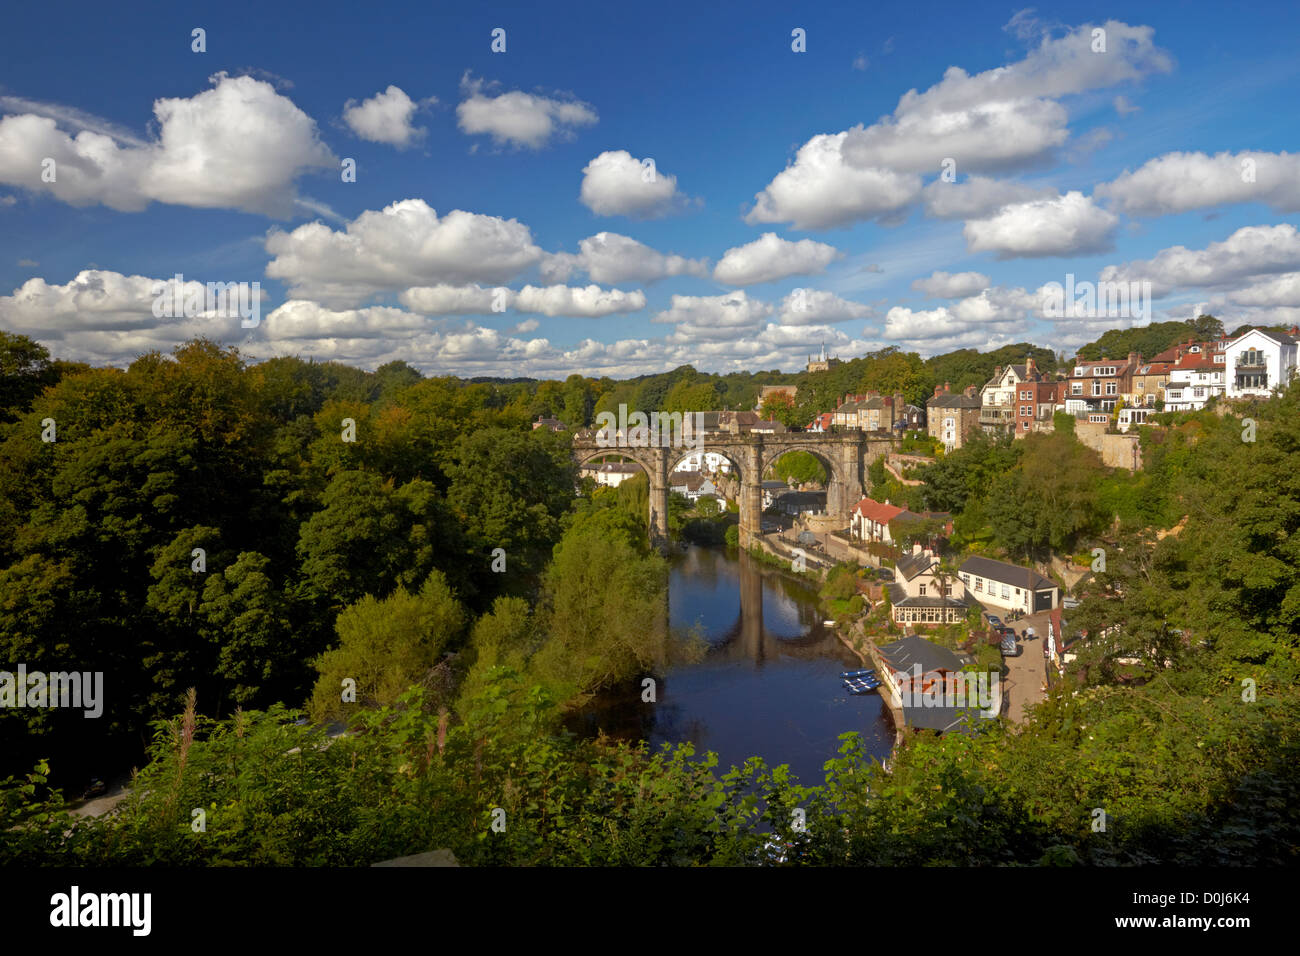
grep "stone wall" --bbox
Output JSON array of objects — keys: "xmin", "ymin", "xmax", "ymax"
[{"xmin": 1073, "ymin": 421, "xmax": 1143, "ymax": 471}]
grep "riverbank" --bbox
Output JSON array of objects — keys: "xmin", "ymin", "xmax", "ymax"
[{"xmin": 836, "ymin": 620, "xmax": 905, "ymax": 752}]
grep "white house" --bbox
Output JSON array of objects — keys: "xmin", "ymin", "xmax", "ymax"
[
  {"xmin": 888, "ymin": 547, "xmax": 969, "ymax": 626},
  {"xmin": 670, "ymin": 473, "xmax": 719, "ymax": 501},
  {"xmin": 585, "ymin": 462, "xmax": 642, "ymax": 487},
  {"xmin": 958, "ymin": 556, "xmax": 1059, "ymax": 614},
  {"xmin": 1163, "ymin": 340, "xmax": 1227, "ymax": 411},
  {"xmin": 850, "ymin": 497, "xmax": 912, "ymax": 545},
  {"xmin": 672, "ymin": 451, "xmax": 733, "ymax": 475},
  {"xmin": 1224, "ymin": 327, "xmax": 1299, "ymax": 399}
]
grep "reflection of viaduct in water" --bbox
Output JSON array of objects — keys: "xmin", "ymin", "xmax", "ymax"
[
  {"xmin": 571, "ymin": 430, "xmax": 896, "ymax": 552},
  {"xmin": 693, "ymin": 549, "xmax": 837, "ymax": 665}
]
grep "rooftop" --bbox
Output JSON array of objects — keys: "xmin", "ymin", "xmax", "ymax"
[{"xmin": 959, "ymin": 555, "xmax": 1054, "ymax": 591}]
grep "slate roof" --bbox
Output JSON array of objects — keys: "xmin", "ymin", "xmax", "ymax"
[
  {"xmin": 902, "ymin": 704, "xmax": 986, "ymax": 734},
  {"xmin": 877, "ymin": 634, "xmax": 964, "ymax": 674},
  {"xmin": 927, "ymin": 392, "xmax": 980, "ymax": 408},
  {"xmin": 887, "ymin": 583, "xmax": 967, "ymax": 609},
  {"xmin": 959, "ymin": 555, "xmax": 1054, "ymax": 591},
  {"xmin": 894, "ymin": 550, "xmax": 935, "ymax": 582}
]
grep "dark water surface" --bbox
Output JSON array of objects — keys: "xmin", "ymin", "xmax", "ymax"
[{"xmin": 568, "ymin": 545, "xmax": 893, "ymax": 786}]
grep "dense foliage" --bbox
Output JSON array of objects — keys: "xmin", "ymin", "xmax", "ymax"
[{"xmin": 1, "ymin": 331, "xmax": 1297, "ymax": 867}]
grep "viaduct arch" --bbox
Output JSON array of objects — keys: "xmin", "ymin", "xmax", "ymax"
[{"xmin": 572, "ymin": 430, "xmax": 896, "ymax": 551}]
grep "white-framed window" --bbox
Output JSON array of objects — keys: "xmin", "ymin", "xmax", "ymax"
[
  {"xmin": 1106, "ymin": 382, "xmax": 1117, "ymax": 395},
  {"xmin": 919, "ymin": 584, "xmax": 927, "ymax": 596},
  {"xmin": 1071, "ymin": 383, "xmax": 1083, "ymax": 395},
  {"xmin": 1001, "ymin": 583, "xmax": 1010, "ymax": 599},
  {"xmin": 961, "ymin": 573, "xmax": 971, "ymax": 586},
  {"xmin": 974, "ymin": 578, "xmax": 983, "ymax": 592},
  {"xmin": 1194, "ymin": 387, "xmax": 1205, "ymax": 398},
  {"xmin": 1092, "ymin": 381, "xmax": 1102, "ymax": 396}
]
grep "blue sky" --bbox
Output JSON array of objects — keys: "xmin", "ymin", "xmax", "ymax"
[{"xmin": 2, "ymin": 0, "xmax": 1298, "ymax": 377}]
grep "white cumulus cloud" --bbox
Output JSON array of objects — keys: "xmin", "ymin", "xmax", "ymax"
[
  {"xmin": 964, "ymin": 191, "xmax": 1119, "ymax": 258},
  {"xmin": 0, "ymin": 73, "xmax": 336, "ymax": 216},
  {"xmin": 456, "ymin": 73, "xmax": 597, "ymax": 149},
  {"xmin": 651, "ymin": 290, "xmax": 774, "ymax": 342},
  {"xmin": 911, "ymin": 270, "xmax": 991, "ymax": 298},
  {"xmin": 264, "ymin": 199, "xmax": 545, "ymax": 306},
  {"xmin": 342, "ymin": 85, "xmax": 430, "ymax": 148},
  {"xmin": 1095, "ymin": 150, "xmax": 1300, "ymax": 217},
  {"xmin": 579, "ymin": 150, "xmax": 685, "ymax": 218},
  {"xmin": 777, "ymin": 289, "xmax": 873, "ymax": 325},
  {"xmin": 745, "ymin": 132, "xmax": 921, "ymax": 230},
  {"xmin": 541, "ymin": 232, "xmax": 708, "ymax": 285},
  {"xmin": 713, "ymin": 233, "xmax": 841, "ymax": 286}
]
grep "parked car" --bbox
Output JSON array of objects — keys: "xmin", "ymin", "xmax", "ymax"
[
  {"xmin": 993, "ymin": 625, "xmax": 1016, "ymax": 640},
  {"xmin": 1000, "ymin": 637, "xmax": 1022, "ymax": 657},
  {"xmin": 877, "ymin": 567, "xmax": 895, "ymax": 581},
  {"xmin": 1063, "ymin": 596, "xmax": 1082, "ymax": 609},
  {"xmin": 985, "ymin": 615, "xmax": 1004, "ymax": 629}
]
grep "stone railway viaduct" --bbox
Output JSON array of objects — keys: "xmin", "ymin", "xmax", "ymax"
[{"xmin": 571, "ymin": 430, "xmax": 897, "ymax": 551}]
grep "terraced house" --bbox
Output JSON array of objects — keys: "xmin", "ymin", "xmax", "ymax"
[
  {"xmin": 1160, "ymin": 339, "xmax": 1228, "ymax": 411},
  {"xmin": 979, "ymin": 358, "xmax": 1049, "ymax": 435},
  {"xmin": 926, "ymin": 383, "xmax": 981, "ymax": 452},
  {"xmin": 1062, "ymin": 354, "xmax": 1138, "ymax": 422}
]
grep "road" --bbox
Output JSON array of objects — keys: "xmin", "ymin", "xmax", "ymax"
[{"xmin": 998, "ymin": 609, "xmax": 1053, "ymax": 724}]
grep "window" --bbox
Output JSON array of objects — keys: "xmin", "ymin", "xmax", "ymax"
[
  {"xmin": 1001, "ymin": 583, "xmax": 1010, "ymax": 599},
  {"xmin": 1194, "ymin": 387, "xmax": 1205, "ymax": 397},
  {"xmin": 943, "ymin": 585, "xmax": 952, "ymax": 596},
  {"xmin": 974, "ymin": 578, "xmax": 983, "ymax": 592},
  {"xmin": 1092, "ymin": 381, "xmax": 1102, "ymax": 396},
  {"xmin": 1071, "ymin": 383, "xmax": 1083, "ymax": 395},
  {"xmin": 1105, "ymin": 382, "xmax": 1117, "ymax": 395},
  {"xmin": 960, "ymin": 573, "xmax": 970, "ymax": 586},
  {"xmin": 918, "ymin": 584, "xmax": 926, "ymax": 596}
]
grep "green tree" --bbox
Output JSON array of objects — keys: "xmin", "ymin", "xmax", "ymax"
[
  {"xmin": 198, "ymin": 551, "xmax": 298, "ymax": 707},
  {"xmin": 0, "ymin": 332, "xmax": 59, "ymax": 421},
  {"xmin": 309, "ymin": 570, "xmax": 467, "ymax": 721}
]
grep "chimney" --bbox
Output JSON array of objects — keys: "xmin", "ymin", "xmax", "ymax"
[
  {"xmin": 934, "ymin": 384, "xmax": 943, "ymax": 397},
  {"xmin": 964, "ymin": 385, "xmax": 977, "ymax": 398},
  {"xmin": 1026, "ymin": 356, "xmax": 1036, "ymax": 375},
  {"xmin": 1127, "ymin": 351, "xmax": 1139, "ymax": 368}
]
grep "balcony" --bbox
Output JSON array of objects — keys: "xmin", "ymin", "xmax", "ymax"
[
  {"xmin": 979, "ymin": 408, "xmax": 1015, "ymax": 424},
  {"xmin": 1235, "ymin": 357, "xmax": 1267, "ymax": 370}
]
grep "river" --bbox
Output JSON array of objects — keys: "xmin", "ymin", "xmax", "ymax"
[{"xmin": 568, "ymin": 544, "xmax": 894, "ymax": 786}]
